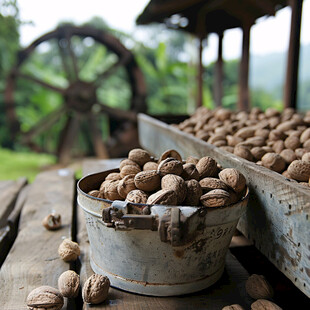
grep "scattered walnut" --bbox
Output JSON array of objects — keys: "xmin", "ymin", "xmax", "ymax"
[
  {"xmin": 251, "ymin": 299, "xmax": 283, "ymax": 310},
  {"xmin": 120, "ymin": 165, "xmax": 141, "ymax": 178},
  {"xmin": 88, "ymin": 190, "xmax": 104, "ymax": 199},
  {"xmin": 105, "ymin": 172, "xmax": 122, "ymax": 181},
  {"xmin": 42, "ymin": 213, "xmax": 61, "ymax": 231},
  {"xmin": 222, "ymin": 305, "xmax": 245, "ymax": 310},
  {"xmin": 143, "ymin": 161, "xmax": 159, "ymax": 171},
  {"xmin": 58, "ymin": 238, "xmax": 80, "ymax": 262},
  {"xmin": 82, "ymin": 274, "xmax": 110, "ymax": 304},
  {"xmin": 58, "ymin": 270, "xmax": 80, "ymax": 298},
  {"xmin": 26, "ymin": 286, "xmax": 64, "ymax": 310},
  {"xmin": 181, "ymin": 163, "xmax": 200, "ymax": 181},
  {"xmin": 245, "ymin": 274, "xmax": 274, "ymax": 300},
  {"xmin": 199, "ymin": 177, "xmax": 229, "ymax": 193}
]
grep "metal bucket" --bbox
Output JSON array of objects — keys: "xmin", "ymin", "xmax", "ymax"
[{"xmin": 77, "ymin": 169, "xmax": 249, "ymax": 296}]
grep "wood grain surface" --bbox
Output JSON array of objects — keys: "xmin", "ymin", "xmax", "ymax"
[
  {"xmin": 138, "ymin": 113, "xmax": 310, "ymax": 298},
  {"xmin": 0, "ymin": 169, "xmax": 75, "ymax": 310},
  {"xmin": 77, "ymin": 158, "xmax": 252, "ymax": 309}
]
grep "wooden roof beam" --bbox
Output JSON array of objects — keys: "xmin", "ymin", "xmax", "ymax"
[{"xmin": 247, "ymin": 0, "xmax": 276, "ymax": 16}]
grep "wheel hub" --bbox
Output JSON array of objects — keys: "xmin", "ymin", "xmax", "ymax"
[{"xmin": 64, "ymin": 80, "xmax": 97, "ymax": 113}]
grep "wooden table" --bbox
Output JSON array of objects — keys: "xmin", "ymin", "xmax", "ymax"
[{"xmin": 0, "ymin": 159, "xmax": 308, "ymax": 309}]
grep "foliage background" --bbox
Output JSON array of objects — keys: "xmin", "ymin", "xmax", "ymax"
[{"xmin": 0, "ymin": 0, "xmax": 309, "ymax": 180}]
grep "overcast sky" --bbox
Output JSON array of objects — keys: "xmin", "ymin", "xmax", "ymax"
[{"xmin": 18, "ymin": 0, "xmax": 310, "ymax": 63}]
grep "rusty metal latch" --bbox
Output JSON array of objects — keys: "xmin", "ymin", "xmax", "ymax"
[
  {"xmin": 102, "ymin": 201, "xmax": 189, "ymax": 246},
  {"xmin": 102, "ymin": 200, "xmax": 157, "ymax": 231}
]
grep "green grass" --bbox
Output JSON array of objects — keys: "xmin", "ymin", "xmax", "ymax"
[{"xmin": 0, "ymin": 148, "xmax": 57, "ymax": 183}]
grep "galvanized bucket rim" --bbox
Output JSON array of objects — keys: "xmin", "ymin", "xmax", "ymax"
[{"xmin": 77, "ymin": 168, "xmax": 249, "ymax": 211}]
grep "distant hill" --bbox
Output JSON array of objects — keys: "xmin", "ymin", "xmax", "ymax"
[{"xmin": 250, "ymin": 43, "xmax": 310, "ymax": 98}]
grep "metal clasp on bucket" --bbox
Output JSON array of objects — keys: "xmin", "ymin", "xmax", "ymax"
[
  {"xmin": 102, "ymin": 200, "xmax": 158, "ymax": 231},
  {"xmin": 101, "ymin": 200, "xmax": 184, "ymax": 246}
]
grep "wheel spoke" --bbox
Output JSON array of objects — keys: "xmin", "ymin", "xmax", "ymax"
[
  {"xmin": 16, "ymin": 72, "xmax": 65, "ymax": 94},
  {"xmin": 58, "ymin": 37, "xmax": 76, "ymax": 83},
  {"xmin": 57, "ymin": 112, "xmax": 81, "ymax": 164},
  {"xmin": 96, "ymin": 101, "xmax": 137, "ymax": 122},
  {"xmin": 88, "ymin": 114, "xmax": 109, "ymax": 159},
  {"xmin": 94, "ymin": 53, "xmax": 131, "ymax": 85},
  {"xmin": 20, "ymin": 106, "xmax": 67, "ymax": 144},
  {"xmin": 65, "ymin": 32, "xmax": 80, "ymax": 80}
]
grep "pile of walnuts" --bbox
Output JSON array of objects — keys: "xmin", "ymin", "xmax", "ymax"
[
  {"xmin": 88, "ymin": 148, "xmax": 247, "ymax": 208},
  {"xmin": 174, "ymin": 107, "xmax": 310, "ymax": 187}
]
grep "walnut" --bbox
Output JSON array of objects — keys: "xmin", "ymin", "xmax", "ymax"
[
  {"xmin": 120, "ymin": 165, "xmax": 141, "ymax": 178},
  {"xmin": 82, "ymin": 274, "xmax": 110, "ymax": 304},
  {"xmin": 119, "ymin": 159, "xmax": 140, "ymax": 170},
  {"xmin": 235, "ymin": 127, "xmax": 255, "ymax": 139},
  {"xmin": 302, "ymin": 152, "xmax": 310, "ymax": 162},
  {"xmin": 105, "ymin": 172, "xmax": 122, "ymax": 181},
  {"xmin": 58, "ymin": 270, "xmax": 80, "ymax": 298},
  {"xmin": 58, "ymin": 238, "xmax": 80, "ymax": 262},
  {"xmin": 143, "ymin": 161, "xmax": 159, "ymax": 171},
  {"xmin": 222, "ymin": 305, "xmax": 245, "ymax": 310},
  {"xmin": 103, "ymin": 180, "xmax": 122, "ymax": 200},
  {"xmin": 147, "ymin": 189, "xmax": 178, "ymax": 206},
  {"xmin": 287, "ymin": 160, "xmax": 310, "ymax": 182},
  {"xmin": 157, "ymin": 158, "xmax": 183, "ymax": 176},
  {"xmin": 184, "ymin": 179, "xmax": 202, "ymax": 206},
  {"xmin": 26, "ymin": 286, "xmax": 64, "ymax": 310},
  {"xmin": 200, "ymin": 189, "xmax": 230, "ymax": 207},
  {"xmin": 251, "ymin": 147, "xmax": 267, "ymax": 161},
  {"xmin": 158, "ymin": 149, "xmax": 182, "ymax": 163},
  {"xmin": 42, "ymin": 213, "xmax": 61, "ymax": 231},
  {"xmin": 245, "ymin": 274, "xmax": 274, "ymax": 300},
  {"xmin": 268, "ymin": 129, "xmax": 286, "ymax": 141},
  {"xmin": 219, "ymin": 168, "xmax": 246, "ymax": 193},
  {"xmin": 128, "ymin": 148, "xmax": 151, "ymax": 166},
  {"xmin": 251, "ymin": 299, "xmax": 282, "ymax": 310},
  {"xmin": 261, "ymin": 153, "xmax": 286, "ymax": 173},
  {"xmin": 234, "ymin": 145, "xmax": 254, "ymax": 162},
  {"xmin": 181, "ymin": 163, "xmax": 200, "ymax": 180},
  {"xmin": 134, "ymin": 170, "xmax": 161, "ymax": 192},
  {"xmin": 272, "ymin": 140, "xmax": 285, "ymax": 154},
  {"xmin": 126, "ymin": 189, "xmax": 149, "ymax": 204},
  {"xmin": 117, "ymin": 174, "xmax": 136, "ymax": 198},
  {"xmin": 161, "ymin": 174, "xmax": 186, "ymax": 204},
  {"xmin": 300, "ymin": 128, "xmax": 310, "ymax": 143},
  {"xmin": 279, "ymin": 149, "xmax": 297, "ymax": 164},
  {"xmin": 196, "ymin": 156, "xmax": 218, "ymax": 178},
  {"xmin": 88, "ymin": 190, "xmax": 105, "ymax": 199},
  {"xmin": 199, "ymin": 177, "xmax": 229, "ymax": 193},
  {"xmin": 295, "ymin": 148, "xmax": 308, "ymax": 159},
  {"xmin": 186, "ymin": 156, "xmax": 199, "ymax": 165},
  {"xmin": 284, "ymin": 135, "xmax": 300, "ymax": 150}
]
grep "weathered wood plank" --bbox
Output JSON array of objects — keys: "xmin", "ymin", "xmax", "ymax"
[
  {"xmin": 77, "ymin": 159, "xmax": 252, "ymax": 309},
  {"xmin": 0, "ymin": 184, "xmax": 30, "ymax": 267},
  {"xmin": 0, "ymin": 178, "xmax": 28, "ymax": 229},
  {"xmin": 138, "ymin": 113, "xmax": 310, "ymax": 298},
  {"xmin": 0, "ymin": 169, "xmax": 75, "ymax": 310}
]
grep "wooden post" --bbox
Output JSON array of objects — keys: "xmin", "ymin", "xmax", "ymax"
[
  {"xmin": 197, "ymin": 37, "xmax": 204, "ymax": 107},
  {"xmin": 238, "ymin": 22, "xmax": 251, "ymax": 111},
  {"xmin": 284, "ymin": 0, "xmax": 303, "ymax": 109},
  {"xmin": 214, "ymin": 32, "xmax": 224, "ymax": 107}
]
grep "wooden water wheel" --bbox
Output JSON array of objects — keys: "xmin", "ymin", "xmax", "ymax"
[{"xmin": 4, "ymin": 25, "xmax": 147, "ymax": 164}]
